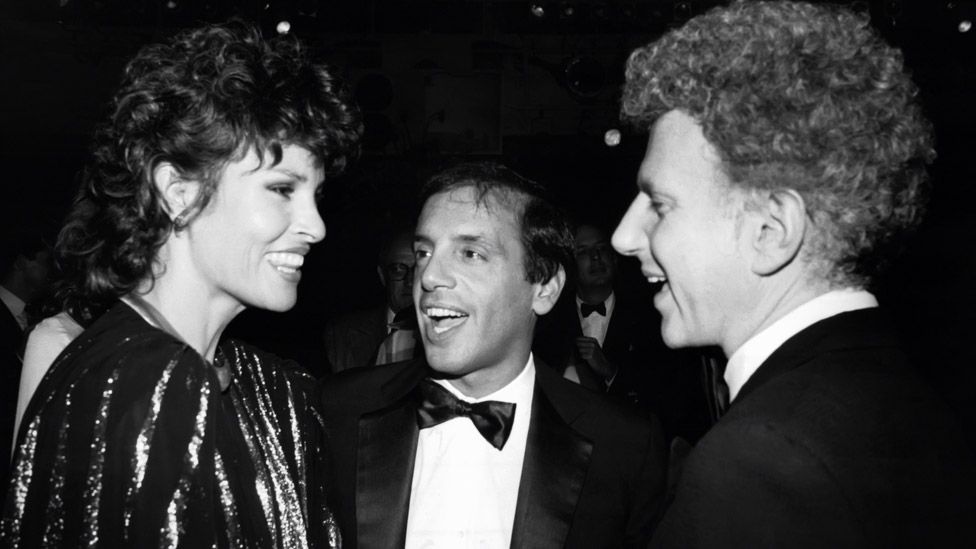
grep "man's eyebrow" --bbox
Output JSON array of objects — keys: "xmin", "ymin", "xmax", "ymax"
[{"xmin": 456, "ymin": 233, "xmax": 502, "ymax": 253}]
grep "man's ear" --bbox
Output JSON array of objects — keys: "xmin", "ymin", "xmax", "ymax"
[
  {"xmin": 376, "ymin": 265, "xmax": 388, "ymax": 287},
  {"xmin": 749, "ymin": 189, "xmax": 807, "ymax": 276},
  {"xmin": 151, "ymin": 162, "xmax": 199, "ymax": 221},
  {"xmin": 532, "ymin": 265, "xmax": 566, "ymax": 316}
]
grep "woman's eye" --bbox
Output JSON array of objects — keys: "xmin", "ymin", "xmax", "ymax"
[
  {"xmin": 463, "ymin": 249, "xmax": 484, "ymax": 260},
  {"xmin": 270, "ymin": 184, "xmax": 295, "ymax": 197}
]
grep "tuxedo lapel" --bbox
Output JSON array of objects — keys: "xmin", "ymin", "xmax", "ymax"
[
  {"xmin": 355, "ymin": 308, "xmax": 389, "ymax": 367},
  {"xmin": 356, "ymin": 387, "xmax": 420, "ymax": 548},
  {"xmin": 564, "ymin": 297, "xmax": 584, "ymax": 338},
  {"xmin": 0, "ymin": 304, "xmax": 23, "ymax": 359},
  {"xmin": 511, "ymin": 368, "xmax": 593, "ymax": 549},
  {"xmin": 601, "ymin": 301, "xmax": 634, "ymax": 359}
]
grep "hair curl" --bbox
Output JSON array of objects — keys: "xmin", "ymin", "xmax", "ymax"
[
  {"xmin": 621, "ymin": 0, "xmax": 934, "ymax": 287},
  {"xmin": 419, "ymin": 162, "xmax": 574, "ymax": 286},
  {"xmin": 55, "ymin": 20, "xmax": 362, "ymax": 322}
]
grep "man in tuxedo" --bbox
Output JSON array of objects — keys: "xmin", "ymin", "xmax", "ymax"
[
  {"xmin": 321, "ymin": 162, "xmax": 667, "ymax": 548},
  {"xmin": 534, "ymin": 223, "xmax": 710, "ymax": 444},
  {"xmin": 611, "ymin": 1, "xmax": 976, "ymax": 546},
  {"xmin": 538, "ymin": 223, "xmax": 624, "ymax": 387},
  {"xmin": 323, "ymin": 227, "xmax": 419, "ymax": 373}
]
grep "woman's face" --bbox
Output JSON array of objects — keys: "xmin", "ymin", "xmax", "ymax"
[{"xmin": 184, "ymin": 144, "xmax": 325, "ymax": 313}]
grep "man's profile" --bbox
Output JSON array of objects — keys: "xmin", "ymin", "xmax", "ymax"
[{"xmin": 612, "ymin": 1, "xmax": 976, "ymax": 546}]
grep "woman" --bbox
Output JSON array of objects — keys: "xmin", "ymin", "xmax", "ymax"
[{"xmin": 2, "ymin": 21, "xmax": 360, "ymax": 548}]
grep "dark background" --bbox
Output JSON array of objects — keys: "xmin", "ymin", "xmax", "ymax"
[{"xmin": 2, "ymin": 0, "xmax": 974, "ymax": 431}]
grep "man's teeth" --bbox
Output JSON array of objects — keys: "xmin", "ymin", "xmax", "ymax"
[
  {"xmin": 425, "ymin": 307, "xmax": 466, "ymax": 319},
  {"xmin": 648, "ymin": 275, "xmax": 667, "ymax": 284},
  {"xmin": 268, "ymin": 252, "xmax": 305, "ymax": 272}
]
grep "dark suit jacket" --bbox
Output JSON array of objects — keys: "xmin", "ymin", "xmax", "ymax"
[
  {"xmin": 319, "ymin": 358, "xmax": 668, "ymax": 548},
  {"xmin": 323, "ymin": 306, "xmax": 388, "ymax": 374},
  {"xmin": 534, "ymin": 292, "xmax": 711, "ymax": 444},
  {"xmin": 652, "ymin": 308, "xmax": 976, "ymax": 548}
]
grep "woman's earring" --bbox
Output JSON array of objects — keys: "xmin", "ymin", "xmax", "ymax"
[{"xmin": 172, "ymin": 208, "xmax": 189, "ymax": 231}]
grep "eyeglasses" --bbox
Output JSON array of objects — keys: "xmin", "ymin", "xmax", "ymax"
[{"xmin": 384, "ymin": 262, "xmax": 416, "ymax": 281}]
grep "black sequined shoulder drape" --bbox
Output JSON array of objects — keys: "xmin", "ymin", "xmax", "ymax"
[{"xmin": 2, "ymin": 301, "xmax": 341, "ymax": 548}]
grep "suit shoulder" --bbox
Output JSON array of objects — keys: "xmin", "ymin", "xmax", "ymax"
[
  {"xmin": 320, "ymin": 359, "xmax": 423, "ymax": 415},
  {"xmin": 324, "ymin": 306, "xmax": 385, "ymax": 332},
  {"xmin": 745, "ymin": 347, "xmax": 956, "ymax": 436},
  {"xmin": 705, "ymin": 350, "xmax": 975, "ymax": 487},
  {"xmin": 538, "ymin": 364, "xmax": 658, "ymax": 440}
]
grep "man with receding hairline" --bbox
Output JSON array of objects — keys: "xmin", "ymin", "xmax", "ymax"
[{"xmin": 323, "ymin": 228, "xmax": 419, "ymax": 373}]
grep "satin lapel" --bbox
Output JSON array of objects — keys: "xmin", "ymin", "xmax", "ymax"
[
  {"xmin": 356, "ymin": 400, "xmax": 419, "ymax": 549},
  {"xmin": 511, "ymin": 375, "xmax": 593, "ymax": 549}
]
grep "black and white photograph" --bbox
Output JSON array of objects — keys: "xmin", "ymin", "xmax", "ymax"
[{"xmin": 2, "ymin": 1, "xmax": 974, "ymax": 547}]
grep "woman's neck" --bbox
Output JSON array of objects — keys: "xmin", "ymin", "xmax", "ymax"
[{"xmin": 127, "ymin": 274, "xmax": 243, "ymax": 362}]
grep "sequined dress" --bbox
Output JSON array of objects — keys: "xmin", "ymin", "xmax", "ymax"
[{"xmin": 2, "ymin": 301, "xmax": 341, "ymax": 548}]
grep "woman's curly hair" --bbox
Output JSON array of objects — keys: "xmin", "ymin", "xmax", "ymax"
[
  {"xmin": 621, "ymin": 0, "xmax": 934, "ymax": 287},
  {"xmin": 55, "ymin": 20, "xmax": 362, "ymax": 322}
]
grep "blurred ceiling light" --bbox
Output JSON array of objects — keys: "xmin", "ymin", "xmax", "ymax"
[
  {"xmin": 276, "ymin": 20, "xmax": 291, "ymax": 34},
  {"xmin": 604, "ymin": 129, "xmax": 621, "ymax": 147},
  {"xmin": 960, "ymin": 19, "xmax": 972, "ymax": 32},
  {"xmin": 530, "ymin": 4, "xmax": 546, "ymax": 18}
]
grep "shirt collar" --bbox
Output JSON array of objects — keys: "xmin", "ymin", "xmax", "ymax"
[
  {"xmin": 724, "ymin": 289, "xmax": 878, "ymax": 402},
  {"xmin": 436, "ymin": 354, "xmax": 536, "ymax": 408},
  {"xmin": 575, "ymin": 291, "xmax": 615, "ymax": 313},
  {"xmin": 0, "ymin": 285, "xmax": 26, "ymax": 329}
]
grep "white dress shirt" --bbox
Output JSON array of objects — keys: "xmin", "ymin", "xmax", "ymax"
[
  {"xmin": 375, "ymin": 307, "xmax": 417, "ymax": 365},
  {"xmin": 724, "ymin": 289, "xmax": 878, "ymax": 402},
  {"xmin": 565, "ymin": 293, "xmax": 616, "ymax": 386},
  {"xmin": 405, "ymin": 356, "xmax": 536, "ymax": 549},
  {"xmin": 0, "ymin": 284, "xmax": 27, "ymax": 330}
]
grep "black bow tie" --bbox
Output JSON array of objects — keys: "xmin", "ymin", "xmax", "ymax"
[
  {"xmin": 580, "ymin": 301, "xmax": 606, "ymax": 318},
  {"xmin": 416, "ymin": 380, "xmax": 516, "ymax": 450}
]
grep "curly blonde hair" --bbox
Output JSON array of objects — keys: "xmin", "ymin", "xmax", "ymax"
[{"xmin": 622, "ymin": 0, "xmax": 934, "ymax": 287}]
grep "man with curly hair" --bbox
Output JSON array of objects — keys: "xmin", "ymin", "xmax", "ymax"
[{"xmin": 611, "ymin": 1, "xmax": 976, "ymax": 546}]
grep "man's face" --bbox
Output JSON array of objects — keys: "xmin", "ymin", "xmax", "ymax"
[
  {"xmin": 379, "ymin": 232, "xmax": 416, "ymax": 313},
  {"xmin": 413, "ymin": 186, "xmax": 554, "ymax": 396},
  {"xmin": 612, "ymin": 110, "xmax": 754, "ymax": 352},
  {"xmin": 574, "ymin": 224, "xmax": 616, "ymax": 291}
]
